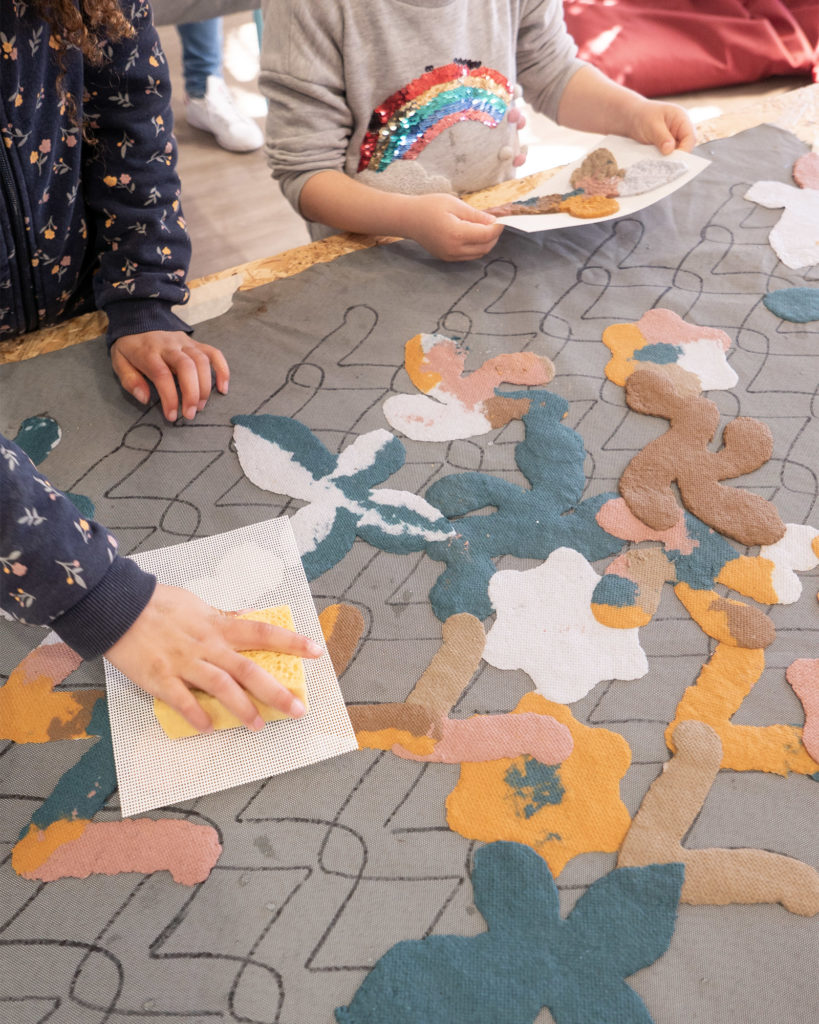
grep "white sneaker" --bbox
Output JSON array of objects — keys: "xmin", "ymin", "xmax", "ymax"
[{"xmin": 184, "ymin": 75, "xmax": 264, "ymax": 153}]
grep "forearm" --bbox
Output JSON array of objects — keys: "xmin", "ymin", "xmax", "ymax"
[
  {"xmin": 299, "ymin": 172, "xmax": 503, "ymax": 262},
  {"xmin": 299, "ymin": 171, "xmax": 419, "ymax": 238},
  {"xmin": 0, "ymin": 436, "xmax": 156, "ymax": 657},
  {"xmin": 557, "ymin": 66, "xmax": 645, "ymax": 136}
]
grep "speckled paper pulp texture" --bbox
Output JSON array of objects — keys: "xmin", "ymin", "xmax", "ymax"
[{"xmin": 0, "ymin": 125, "xmax": 816, "ymax": 1024}]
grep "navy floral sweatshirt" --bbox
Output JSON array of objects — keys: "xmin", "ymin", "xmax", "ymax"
[
  {"xmin": 0, "ymin": 0, "xmax": 191, "ymax": 344},
  {"xmin": 0, "ymin": 432, "xmax": 156, "ymax": 659}
]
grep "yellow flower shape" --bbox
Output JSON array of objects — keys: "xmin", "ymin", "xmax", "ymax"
[
  {"xmin": 102, "ymin": 174, "xmax": 117, "ymax": 187},
  {"xmin": 446, "ymin": 693, "xmax": 632, "ymax": 876},
  {"xmin": 44, "ymin": 228, "xmax": 55, "ymax": 240}
]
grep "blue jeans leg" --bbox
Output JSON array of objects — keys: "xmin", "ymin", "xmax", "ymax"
[{"xmin": 177, "ymin": 18, "xmax": 223, "ymax": 98}]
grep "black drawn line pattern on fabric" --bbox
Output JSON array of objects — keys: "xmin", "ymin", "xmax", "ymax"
[{"xmin": 2, "ymin": 128, "xmax": 818, "ymax": 1024}]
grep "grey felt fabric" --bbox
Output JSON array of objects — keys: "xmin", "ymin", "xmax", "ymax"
[{"xmin": 0, "ymin": 125, "xmax": 817, "ymax": 1024}]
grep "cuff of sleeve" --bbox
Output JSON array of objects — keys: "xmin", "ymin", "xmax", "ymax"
[
  {"xmin": 282, "ymin": 168, "xmax": 326, "ymax": 220},
  {"xmin": 51, "ymin": 556, "xmax": 157, "ymax": 660},
  {"xmin": 546, "ymin": 60, "xmax": 590, "ymax": 122},
  {"xmin": 105, "ymin": 299, "xmax": 192, "ymax": 349}
]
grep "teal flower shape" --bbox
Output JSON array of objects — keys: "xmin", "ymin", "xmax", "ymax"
[
  {"xmin": 336, "ymin": 841, "xmax": 684, "ymax": 1024},
  {"xmin": 424, "ymin": 391, "xmax": 622, "ymax": 620}
]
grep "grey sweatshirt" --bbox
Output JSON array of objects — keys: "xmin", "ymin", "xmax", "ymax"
[{"xmin": 259, "ymin": 0, "xmax": 585, "ymax": 237}]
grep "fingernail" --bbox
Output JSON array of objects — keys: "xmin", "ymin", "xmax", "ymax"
[
  {"xmin": 219, "ymin": 381, "xmax": 229, "ymax": 395},
  {"xmin": 197, "ymin": 401, "xmax": 206, "ymax": 412},
  {"xmin": 185, "ymin": 406, "xmax": 196, "ymax": 419},
  {"xmin": 250, "ymin": 715, "xmax": 265, "ymax": 731},
  {"xmin": 168, "ymin": 409, "xmax": 178, "ymax": 421},
  {"xmin": 201, "ymin": 725, "xmax": 214, "ymax": 734},
  {"xmin": 289, "ymin": 700, "xmax": 306, "ymax": 718},
  {"xmin": 134, "ymin": 389, "xmax": 148, "ymax": 404},
  {"xmin": 306, "ymin": 640, "xmax": 323, "ymax": 657}
]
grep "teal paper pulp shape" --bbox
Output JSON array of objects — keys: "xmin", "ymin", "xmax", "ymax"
[{"xmin": 336, "ymin": 841, "xmax": 684, "ymax": 1024}]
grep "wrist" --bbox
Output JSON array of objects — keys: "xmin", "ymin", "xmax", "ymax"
[
  {"xmin": 54, "ymin": 557, "xmax": 157, "ymax": 661},
  {"xmin": 377, "ymin": 191, "xmax": 424, "ymax": 241},
  {"xmin": 610, "ymin": 92, "xmax": 647, "ymax": 140}
]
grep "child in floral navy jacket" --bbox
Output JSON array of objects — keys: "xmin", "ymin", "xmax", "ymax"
[
  {"xmin": 0, "ymin": 0, "xmax": 226, "ymax": 422},
  {"xmin": 1, "ymin": 431, "xmax": 320, "ymax": 732}
]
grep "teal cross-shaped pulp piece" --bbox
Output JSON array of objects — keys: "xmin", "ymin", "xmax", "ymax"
[
  {"xmin": 336, "ymin": 841, "xmax": 685, "ymax": 1024},
  {"xmin": 231, "ymin": 415, "xmax": 455, "ymax": 580}
]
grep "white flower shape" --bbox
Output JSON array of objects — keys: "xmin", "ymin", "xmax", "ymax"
[
  {"xmin": 484, "ymin": 547, "xmax": 648, "ymax": 702},
  {"xmin": 744, "ymin": 178, "xmax": 819, "ymax": 269}
]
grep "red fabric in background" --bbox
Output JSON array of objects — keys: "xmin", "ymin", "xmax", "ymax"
[{"xmin": 562, "ymin": 0, "xmax": 819, "ymax": 96}]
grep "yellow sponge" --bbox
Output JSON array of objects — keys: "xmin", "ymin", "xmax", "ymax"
[{"xmin": 153, "ymin": 606, "xmax": 309, "ymax": 738}]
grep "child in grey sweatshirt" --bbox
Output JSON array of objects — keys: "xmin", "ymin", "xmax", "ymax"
[{"xmin": 260, "ymin": 0, "xmax": 694, "ymax": 261}]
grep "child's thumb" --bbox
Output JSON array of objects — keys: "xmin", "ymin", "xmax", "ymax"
[{"xmin": 656, "ymin": 131, "xmax": 676, "ymax": 155}]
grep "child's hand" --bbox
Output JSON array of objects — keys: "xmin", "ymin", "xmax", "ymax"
[
  {"xmin": 110, "ymin": 330, "xmax": 230, "ymax": 422},
  {"xmin": 402, "ymin": 193, "xmax": 504, "ymax": 262},
  {"xmin": 627, "ymin": 98, "xmax": 696, "ymax": 155},
  {"xmin": 104, "ymin": 583, "xmax": 323, "ymax": 733},
  {"xmin": 508, "ymin": 105, "xmax": 529, "ymax": 169}
]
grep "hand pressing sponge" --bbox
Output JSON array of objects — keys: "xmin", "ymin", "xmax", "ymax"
[{"xmin": 153, "ymin": 606, "xmax": 309, "ymax": 738}]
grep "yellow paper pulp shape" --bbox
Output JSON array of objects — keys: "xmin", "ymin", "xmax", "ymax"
[
  {"xmin": 666, "ymin": 643, "xmax": 819, "ymax": 775},
  {"xmin": 153, "ymin": 606, "xmax": 308, "ymax": 738},
  {"xmin": 446, "ymin": 693, "xmax": 632, "ymax": 877}
]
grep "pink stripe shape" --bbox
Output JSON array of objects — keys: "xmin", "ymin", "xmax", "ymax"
[
  {"xmin": 393, "ymin": 712, "xmax": 573, "ymax": 764},
  {"xmin": 786, "ymin": 658, "xmax": 819, "ymax": 761},
  {"xmin": 24, "ymin": 818, "xmax": 223, "ymax": 886}
]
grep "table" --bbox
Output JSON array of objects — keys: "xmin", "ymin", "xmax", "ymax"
[
  {"xmin": 0, "ymin": 89, "xmax": 817, "ymax": 1024},
  {"xmin": 2, "ymin": 84, "xmax": 817, "ymax": 368}
]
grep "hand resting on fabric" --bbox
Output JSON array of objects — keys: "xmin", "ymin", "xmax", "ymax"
[
  {"xmin": 105, "ymin": 583, "xmax": 322, "ymax": 733},
  {"xmin": 110, "ymin": 329, "xmax": 230, "ymax": 423}
]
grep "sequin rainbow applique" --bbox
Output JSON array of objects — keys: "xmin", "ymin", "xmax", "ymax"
[{"xmin": 358, "ymin": 60, "xmax": 512, "ymax": 173}]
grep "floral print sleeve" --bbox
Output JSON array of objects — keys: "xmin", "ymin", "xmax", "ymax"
[
  {"xmin": 0, "ymin": 1, "xmax": 190, "ymax": 344},
  {"xmin": 81, "ymin": 0, "xmax": 192, "ymax": 344},
  {"xmin": 0, "ymin": 434, "xmax": 156, "ymax": 659}
]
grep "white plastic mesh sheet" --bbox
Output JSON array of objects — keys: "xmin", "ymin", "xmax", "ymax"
[{"xmin": 104, "ymin": 517, "xmax": 358, "ymax": 816}]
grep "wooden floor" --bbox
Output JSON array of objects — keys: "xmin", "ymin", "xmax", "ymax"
[{"xmin": 157, "ymin": 14, "xmax": 810, "ymax": 281}]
